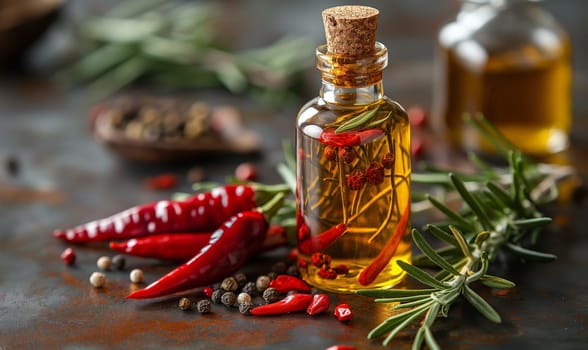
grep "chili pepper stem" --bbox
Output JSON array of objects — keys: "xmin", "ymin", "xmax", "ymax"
[
  {"xmin": 259, "ymin": 192, "xmax": 286, "ymax": 220},
  {"xmin": 252, "ymin": 183, "xmax": 291, "ymax": 205}
]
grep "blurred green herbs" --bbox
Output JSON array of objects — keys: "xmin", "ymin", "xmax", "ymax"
[{"xmin": 57, "ymin": 0, "xmax": 312, "ymax": 105}]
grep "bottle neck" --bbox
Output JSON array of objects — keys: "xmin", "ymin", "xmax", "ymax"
[
  {"xmin": 320, "ymin": 81, "xmax": 384, "ymax": 105},
  {"xmin": 316, "ymin": 42, "xmax": 388, "ymax": 105}
]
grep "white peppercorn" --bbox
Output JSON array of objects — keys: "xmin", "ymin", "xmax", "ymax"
[
  {"xmin": 220, "ymin": 276, "xmax": 238, "ymax": 292},
  {"xmin": 179, "ymin": 297, "xmax": 192, "ymax": 311},
  {"xmin": 236, "ymin": 292, "xmax": 252, "ymax": 305},
  {"xmin": 97, "ymin": 256, "xmax": 111, "ymax": 270},
  {"xmin": 256, "ymin": 275, "xmax": 270, "ymax": 292},
  {"xmin": 89, "ymin": 272, "xmax": 106, "ymax": 288},
  {"xmin": 130, "ymin": 268, "xmax": 144, "ymax": 283}
]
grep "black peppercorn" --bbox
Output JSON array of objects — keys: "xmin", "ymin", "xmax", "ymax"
[
  {"xmin": 286, "ymin": 264, "xmax": 299, "ymax": 276},
  {"xmin": 310, "ymin": 288, "xmax": 323, "ymax": 295},
  {"xmin": 242, "ymin": 281, "xmax": 257, "ymax": 297},
  {"xmin": 221, "ymin": 291, "xmax": 237, "ymax": 307},
  {"xmin": 196, "ymin": 299, "xmax": 212, "ymax": 314},
  {"xmin": 262, "ymin": 287, "xmax": 282, "ymax": 303},
  {"xmin": 271, "ymin": 261, "xmax": 287, "ymax": 274},
  {"xmin": 220, "ymin": 277, "xmax": 238, "ymax": 292},
  {"xmin": 234, "ymin": 272, "xmax": 248, "ymax": 288},
  {"xmin": 267, "ymin": 271, "xmax": 278, "ymax": 281},
  {"xmin": 211, "ymin": 289, "xmax": 223, "ymax": 304},
  {"xmin": 111, "ymin": 255, "xmax": 126, "ymax": 270},
  {"xmin": 239, "ymin": 301, "xmax": 254, "ymax": 315}
]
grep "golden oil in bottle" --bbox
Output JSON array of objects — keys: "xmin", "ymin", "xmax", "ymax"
[
  {"xmin": 435, "ymin": 0, "xmax": 572, "ymax": 156},
  {"xmin": 295, "ymin": 6, "xmax": 411, "ymax": 293}
]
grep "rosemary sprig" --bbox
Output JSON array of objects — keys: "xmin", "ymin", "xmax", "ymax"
[{"xmin": 358, "ymin": 115, "xmax": 575, "ymax": 348}]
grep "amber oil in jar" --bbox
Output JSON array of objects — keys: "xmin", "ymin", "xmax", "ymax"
[{"xmin": 295, "ymin": 6, "xmax": 411, "ymax": 293}]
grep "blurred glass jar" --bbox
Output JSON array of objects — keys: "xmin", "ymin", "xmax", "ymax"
[{"xmin": 433, "ymin": 0, "xmax": 572, "ymax": 155}]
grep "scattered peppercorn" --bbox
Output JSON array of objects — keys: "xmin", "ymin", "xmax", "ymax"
[
  {"xmin": 341, "ymin": 147, "xmax": 355, "ymax": 164},
  {"xmin": 211, "ymin": 289, "xmax": 223, "ymax": 304},
  {"xmin": 60, "ymin": 247, "xmax": 76, "ymax": 266},
  {"xmin": 267, "ymin": 271, "xmax": 278, "ymax": 281},
  {"xmin": 381, "ymin": 151, "xmax": 395, "ymax": 169},
  {"xmin": 239, "ymin": 301, "xmax": 254, "ymax": 315},
  {"xmin": 233, "ymin": 272, "xmax": 248, "ymax": 288},
  {"xmin": 179, "ymin": 297, "xmax": 192, "ymax": 311},
  {"xmin": 203, "ymin": 287, "xmax": 214, "ymax": 298},
  {"xmin": 242, "ymin": 282, "xmax": 258, "ymax": 297},
  {"xmin": 237, "ymin": 292, "xmax": 252, "ymax": 305},
  {"xmin": 256, "ymin": 275, "xmax": 270, "ymax": 292},
  {"xmin": 286, "ymin": 264, "xmax": 299, "ymax": 277},
  {"xmin": 334, "ymin": 303, "xmax": 353, "ymax": 322},
  {"xmin": 196, "ymin": 299, "xmax": 212, "ymax": 314},
  {"xmin": 366, "ymin": 161, "xmax": 385, "ymax": 185},
  {"xmin": 346, "ymin": 168, "xmax": 366, "ymax": 191},
  {"xmin": 262, "ymin": 287, "xmax": 282, "ymax": 303},
  {"xmin": 221, "ymin": 292, "xmax": 237, "ymax": 307},
  {"xmin": 111, "ymin": 255, "xmax": 126, "ymax": 270},
  {"xmin": 129, "ymin": 269, "xmax": 144, "ymax": 283},
  {"xmin": 89, "ymin": 272, "xmax": 106, "ymax": 288},
  {"xmin": 4, "ymin": 155, "xmax": 19, "ymax": 176},
  {"xmin": 271, "ymin": 261, "xmax": 287, "ymax": 274},
  {"xmin": 220, "ymin": 276, "xmax": 239, "ymax": 292},
  {"xmin": 97, "ymin": 256, "xmax": 112, "ymax": 270},
  {"xmin": 235, "ymin": 162, "xmax": 257, "ymax": 181}
]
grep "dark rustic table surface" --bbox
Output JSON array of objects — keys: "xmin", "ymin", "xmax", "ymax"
[{"xmin": 1, "ymin": 1, "xmax": 587, "ymax": 349}]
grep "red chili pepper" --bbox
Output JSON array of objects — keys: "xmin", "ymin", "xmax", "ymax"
[
  {"xmin": 358, "ymin": 200, "xmax": 410, "ymax": 286},
  {"xmin": 318, "ymin": 128, "xmax": 384, "ymax": 148},
  {"xmin": 109, "ymin": 224, "xmax": 289, "ymax": 261},
  {"xmin": 250, "ymin": 293, "xmax": 313, "ymax": 316},
  {"xmin": 145, "ymin": 173, "xmax": 178, "ymax": 191},
  {"xmin": 269, "ymin": 275, "xmax": 311, "ymax": 293},
  {"xmin": 109, "ymin": 233, "xmax": 212, "ymax": 261},
  {"xmin": 53, "ymin": 184, "xmax": 288, "ymax": 243},
  {"xmin": 127, "ymin": 193, "xmax": 284, "ymax": 299},
  {"xmin": 334, "ymin": 303, "xmax": 353, "ymax": 322},
  {"xmin": 307, "ymin": 293, "xmax": 330, "ymax": 316},
  {"xmin": 298, "ymin": 224, "xmax": 347, "ymax": 255}
]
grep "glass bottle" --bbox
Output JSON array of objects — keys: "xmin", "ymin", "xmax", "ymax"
[
  {"xmin": 295, "ymin": 6, "xmax": 411, "ymax": 293},
  {"xmin": 434, "ymin": 0, "xmax": 572, "ymax": 155}
]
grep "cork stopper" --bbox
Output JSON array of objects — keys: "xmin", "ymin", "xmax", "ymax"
[{"xmin": 322, "ymin": 5, "xmax": 379, "ymax": 56}]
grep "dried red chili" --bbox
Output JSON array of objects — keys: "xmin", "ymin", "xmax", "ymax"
[
  {"xmin": 53, "ymin": 184, "xmax": 288, "ymax": 243},
  {"xmin": 381, "ymin": 151, "xmax": 395, "ymax": 169},
  {"xmin": 250, "ymin": 293, "xmax": 313, "ymax": 316},
  {"xmin": 334, "ymin": 303, "xmax": 353, "ymax": 322},
  {"xmin": 358, "ymin": 200, "xmax": 410, "ymax": 286},
  {"xmin": 325, "ymin": 345, "xmax": 357, "ymax": 350},
  {"xmin": 269, "ymin": 275, "xmax": 311, "ymax": 293},
  {"xmin": 109, "ymin": 233, "xmax": 211, "ymax": 261},
  {"xmin": 127, "ymin": 193, "xmax": 284, "ymax": 299},
  {"xmin": 365, "ymin": 162, "xmax": 385, "ymax": 185},
  {"xmin": 324, "ymin": 146, "xmax": 337, "ymax": 161},
  {"xmin": 346, "ymin": 169, "xmax": 366, "ymax": 191},
  {"xmin": 298, "ymin": 224, "xmax": 347, "ymax": 255},
  {"xmin": 307, "ymin": 293, "xmax": 330, "ymax": 316}
]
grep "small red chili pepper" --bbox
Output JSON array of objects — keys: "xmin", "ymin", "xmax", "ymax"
[
  {"xmin": 250, "ymin": 293, "xmax": 313, "ymax": 316},
  {"xmin": 269, "ymin": 275, "xmax": 311, "ymax": 293},
  {"xmin": 145, "ymin": 173, "xmax": 178, "ymax": 191},
  {"xmin": 325, "ymin": 345, "xmax": 357, "ymax": 350},
  {"xmin": 54, "ymin": 184, "xmax": 288, "ymax": 243},
  {"xmin": 127, "ymin": 193, "xmax": 284, "ymax": 299},
  {"xmin": 203, "ymin": 287, "xmax": 214, "ymax": 298},
  {"xmin": 60, "ymin": 247, "xmax": 76, "ymax": 266},
  {"xmin": 298, "ymin": 224, "xmax": 347, "ymax": 255},
  {"xmin": 307, "ymin": 293, "xmax": 330, "ymax": 316},
  {"xmin": 358, "ymin": 200, "xmax": 410, "ymax": 286},
  {"xmin": 334, "ymin": 303, "xmax": 353, "ymax": 322},
  {"xmin": 319, "ymin": 128, "xmax": 384, "ymax": 148}
]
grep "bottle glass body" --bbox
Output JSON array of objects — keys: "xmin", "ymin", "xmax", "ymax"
[
  {"xmin": 434, "ymin": 0, "xmax": 571, "ymax": 155},
  {"xmin": 295, "ymin": 43, "xmax": 411, "ymax": 293}
]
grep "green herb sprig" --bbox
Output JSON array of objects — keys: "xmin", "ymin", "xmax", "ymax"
[
  {"xmin": 56, "ymin": 0, "xmax": 311, "ymax": 105},
  {"xmin": 358, "ymin": 114, "xmax": 576, "ymax": 349}
]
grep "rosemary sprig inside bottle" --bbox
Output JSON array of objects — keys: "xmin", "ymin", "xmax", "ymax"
[{"xmin": 357, "ymin": 114, "xmax": 576, "ymax": 349}]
